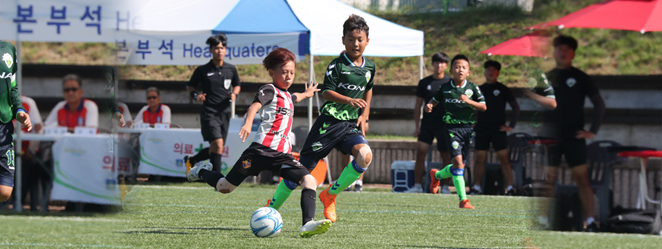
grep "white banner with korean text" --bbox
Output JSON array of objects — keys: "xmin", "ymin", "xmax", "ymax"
[
  {"xmin": 51, "ymin": 135, "xmax": 131, "ymax": 205},
  {"xmin": 138, "ymin": 119, "xmax": 255, "ymax": 177}
]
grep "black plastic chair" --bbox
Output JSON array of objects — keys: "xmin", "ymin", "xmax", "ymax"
[
  {"xmin": 480, "ymin": 132, "xmax": 533, "ymax": 192},
  {"xmin": 554, "ymin": 140, "xmax": 621, "ymax": 226}
]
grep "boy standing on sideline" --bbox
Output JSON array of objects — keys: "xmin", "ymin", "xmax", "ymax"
[
  {"xmin": 410, "ymin": 52, "xmax": 452, "ymax": 193},
  {"xmin": 471, "ymin": 60, "xmax": 520, "ymax": 195},
  {"xmin": 427, "ymin": 54, "xmax": 486, "ymax": 209},
  {"xmin": 542, "ymin": 35, "xmax": 605, "ymax": 231}
]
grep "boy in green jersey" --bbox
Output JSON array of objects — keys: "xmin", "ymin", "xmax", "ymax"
[
  {"xmin": 265, "ymin": 14, "xmax": 375, "ymax": 223},
  {"xmin": 426, "ymin": 54, "xmax": 486, "ymax": 209},
  {"xmin": 0, "ymin": 41, "xmax": 32, "ymax": 203}
]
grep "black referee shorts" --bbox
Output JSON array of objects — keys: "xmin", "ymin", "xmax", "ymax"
[
  {"xmin": 225, "ymin": 143, "xmax": 309, "ymax": 186},
  {"xmin": 200, "ymin": 109, "xmax": 231, "ymax": 142}
]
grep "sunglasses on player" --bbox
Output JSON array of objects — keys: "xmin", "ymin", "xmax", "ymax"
[{"xmin": 63, "ymin": 87, "xmax": 79, "ymax": 92}]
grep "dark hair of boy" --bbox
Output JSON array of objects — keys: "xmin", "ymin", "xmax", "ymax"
[
  {"xmin": 450, "ymin": 54, "xmax": 470, "ymax": 67},
  {"xmin": 262, "ymin": 48, "xmax": 296, "ymax": 70},
  {"xmin": 552, "ymin": 35, "xmax": 578, "ymax": 51},
  {"xmin": 432, "ymin": 52, "xmax": 450, "ymax": 64},
  {"xmin": 343, "ymin": 14, "xmax": 369, "ymax": 37},
  {"xmin": 206, "ymin": 33, "xmax": 228, "ymax": 47},
  {"xmin": 483, "ymin": 60, "xmax": 501, "ymax": 71}
]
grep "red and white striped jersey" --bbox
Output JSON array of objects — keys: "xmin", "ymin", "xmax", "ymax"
[
  {"xmin": 44, "ymin": 99, "xmax": 98, "ymax": 129},
  {"xmin": 134, "ymin": 104, "xmax": 171, "ymax": 125},
  {"xmin": 252, "ymin": 84, "xmax": 297, "ymax": 153}
]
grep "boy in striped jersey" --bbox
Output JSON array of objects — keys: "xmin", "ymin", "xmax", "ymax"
[{"xmin": 187, "ymin": 48, "xmax": 331, "ymax": 238}]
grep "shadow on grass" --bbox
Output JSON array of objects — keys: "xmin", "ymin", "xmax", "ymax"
[
  {"xmin": 396, "ymin": 246, "xmax": 491, "ymax": 249},
  {"xmin": 119, "ymin": 226, "xmax": 251, "ymax": 236}
]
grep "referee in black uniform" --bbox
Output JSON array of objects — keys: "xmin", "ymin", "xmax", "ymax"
[{"xmin": 187, "ymin": 33, "xmax": 241, "ymax": 173}]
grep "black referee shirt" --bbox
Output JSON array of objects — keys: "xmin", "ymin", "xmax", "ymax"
[
  {"xmin": 188, "ymin": 60, "xmax": 241, "ymax": 114},
  {"xmin": 545, "ymin": 67, "xmax": 599, "ymax": 136},
  {"xmin": 416, "ymin": 75, "xmax": 451, "ymax": 126},
  {"xmin": 476, "ymin": 82, "xmax": 517, "ymax": 131}
]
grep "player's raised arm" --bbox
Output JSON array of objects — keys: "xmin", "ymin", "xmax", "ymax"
[
  {"xmin": 292, "ymin": 82, "xmax": 320, "ymax": 103},
  {"xmin": 239, "ymin": 102, "xmax": 262, "ymax": 143}
]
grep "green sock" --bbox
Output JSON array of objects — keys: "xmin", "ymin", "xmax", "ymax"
[
  {"xmin": 452, "ymin": 174, "xmax": 467, "ymax": 201},
  {"xmin": 268, "ymin": 179, "xmax": 297, "ymax": 210},
  {"xmin": 328, "ymin": 161, "xmax": 366, "ymax": 195},
  {"xmin": 434, "ymin": 164, "xmax": 453, "ymax": 179}
]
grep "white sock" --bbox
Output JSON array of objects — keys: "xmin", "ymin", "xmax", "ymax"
[
  {"xmin": 506, "ymin": 185, "xmax": 513, "ymax": 191},
  {"xmin": 413, "ymin": 183, "xmax": 421, "ymax": 189},
  {"xmin": 473, "ymin": 185, "xmax": 482, "ymax": 191},
  {"xmin": 586, "ymin": 217, "xmax": 595, "ymax": 225},
  {"xmin": 356, "ymin": 180, "xmax": 363, "ymax": 186}
]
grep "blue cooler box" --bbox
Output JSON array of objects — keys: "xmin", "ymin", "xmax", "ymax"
[{"xmin": 391, "ymin": 161, "xmax": 415, "ymax": 192}]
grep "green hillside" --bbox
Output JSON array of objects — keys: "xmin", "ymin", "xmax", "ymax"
[{"xmin": 20, "ymin": 0, "xmax": 662, "ymax": 86}]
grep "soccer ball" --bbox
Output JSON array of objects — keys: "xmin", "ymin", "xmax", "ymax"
[{"xmin": 250, "ymin": 207, "xmax": 283, "ymax": 238}]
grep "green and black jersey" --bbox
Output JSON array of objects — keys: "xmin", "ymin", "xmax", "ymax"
[
  {"xmin": 432, "ymin": 80, "xmax": 485, "ymax": 125},
  {"xmin": 320, "ymin": 54, "xmax": 375, "ymax": 121},
  {"xmin": 0, "ymin": 41, "xmax": 24, "ymax": 124}
]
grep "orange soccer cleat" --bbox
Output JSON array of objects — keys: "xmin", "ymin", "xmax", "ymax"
[
  {"xmin": 429, "ymin": 169, "xmax": 440, "ymax": 194},
  {"xmin": 319, "ymin": 188, "xmax": 337, "ymax": 222},
  {"xmin": 459, "ymin": 199, "xmax": 475, "ymax": 209}
]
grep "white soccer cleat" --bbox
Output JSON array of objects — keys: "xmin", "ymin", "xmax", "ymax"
[
  {"xmin": 187, "ymin": 161, "xmax": 212, "ymax": 182},
  {"xmin": 299, "ymin": 219, "xmax": 332, "ymax": 238},
  {"xmin": 403, "ymin": 185, "xmax": 423, "ymax": 193}
]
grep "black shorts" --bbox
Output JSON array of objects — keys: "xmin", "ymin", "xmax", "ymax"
[
  {"xmin": 200, "ymin": 109, "xmax": 231, "ymax": 142},
  {"xmin": 444, "ymin": 124, "xmax": 474, "ymax": 160},
  {"xmin": 299, "ymin": 115, "xmax": 368, "ymax": 170},
  {"xmin": 474, "ymin": 127, "xmax": 508, "ymax": 151},
  {"xmin": 547, "ymin": 139, "xmax": 587, "ymax": 168},
  {"xmin": 418, "ymin": 122, "xmax": 448, "ymax": 152},
  {"xmin": 0, "ymin": 122, "xmax": 15, "ymax": 187},
  {"xmin": 225, "ymin": 143, "xmax": 308, "ymax": 186}
]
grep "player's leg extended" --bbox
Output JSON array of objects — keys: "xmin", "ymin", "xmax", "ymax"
[
  {"xmin": 267, "ymin": 179, "xmax": 299, "ymax": 210},
  {"xmin": 267, "ymin": 118, "xmax": 332, "ymax": 210},
  {"xmin": 185, "ymin": 147, "xmax": 211, "ymax": 174},
  {"xmin": 329, "ymin": 143, "xmax": 371, "ymax": 196}
]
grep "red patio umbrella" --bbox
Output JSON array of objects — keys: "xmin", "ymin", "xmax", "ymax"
[
  {"xmin": 527, "ymin": 0, "xmax": 662, "ymax": 33},
  {"xmin": 479, "ymin": 31, "xmax": 550, "ymax": 58}
]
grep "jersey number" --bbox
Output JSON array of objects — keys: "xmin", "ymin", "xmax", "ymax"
[{"xmin": 6, "ymin": 149, "xmax": 14, "ymax": 170}]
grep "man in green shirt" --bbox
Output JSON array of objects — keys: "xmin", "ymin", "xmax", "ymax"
[
  {"xmin": 0, "ymin": 41, "xmax": 32, "ymax": 203},
  {"xmin": 426, "ymin": 54, "xmax": 486, "ymax": 209}
]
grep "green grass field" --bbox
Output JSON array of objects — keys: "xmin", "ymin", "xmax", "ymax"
[{"xmin": 1, "ymin": 183, "xmax": 661, "ymax": 248}]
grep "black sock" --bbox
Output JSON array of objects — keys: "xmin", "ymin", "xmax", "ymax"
[
  {"xmin": 191, "ymin": 148, "xmax": 210, "ymax": 164},
  {"xmin": 210, "ymin": 153, "xmax": 222, "ymax": 172},
  {"xmin": 301, "ymin": 188, "xmax": 316, "ymax": 226},
  {"xmin": 199, "ymin": 169, "xmax": 223, "ymax": 188}
]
